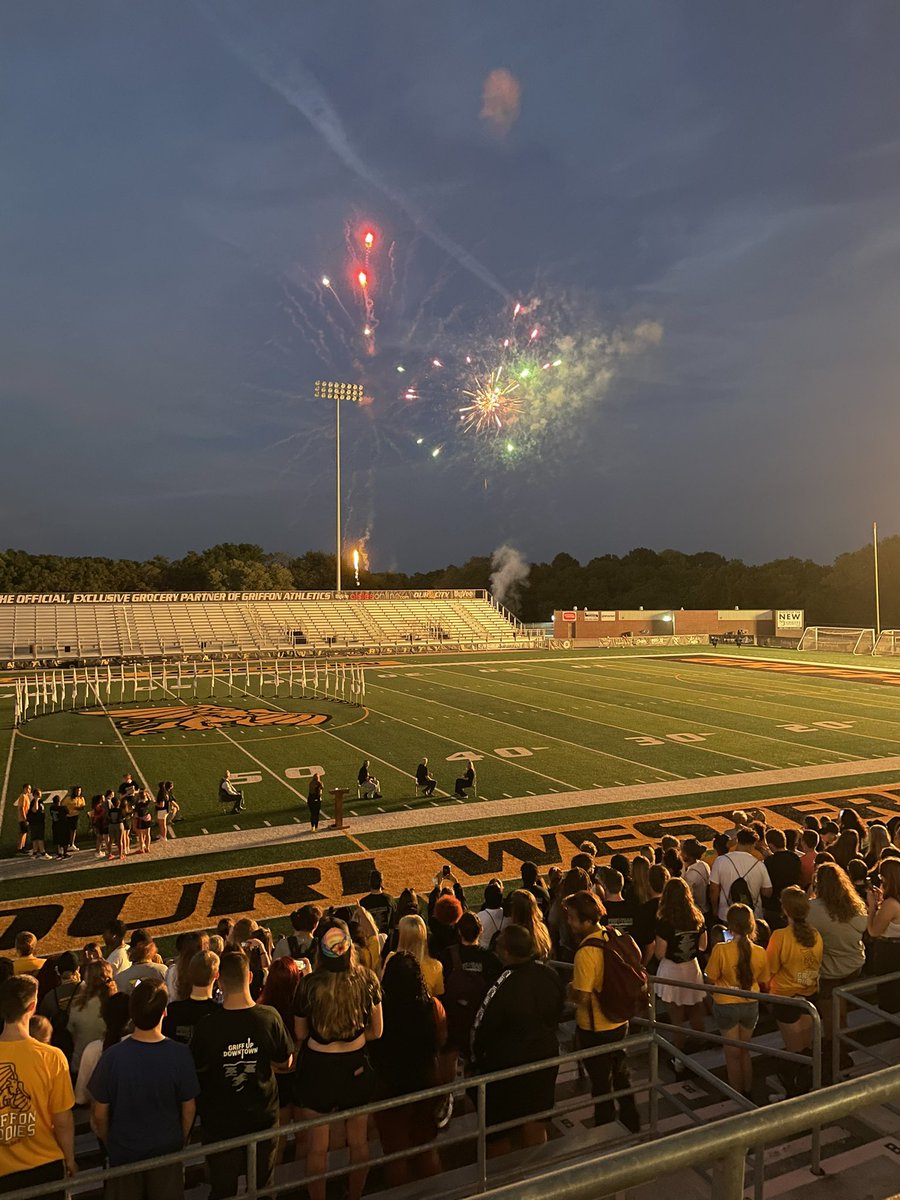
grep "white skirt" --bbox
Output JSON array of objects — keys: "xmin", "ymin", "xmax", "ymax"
[{"xmin": 654, "ymin": 958, "xmax": 704, "ymax": 1007}]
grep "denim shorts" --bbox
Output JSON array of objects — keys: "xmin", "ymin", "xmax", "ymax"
[{"xmin": 713, "ymin": 1001, "xmax": 758, "ymax": 1032}]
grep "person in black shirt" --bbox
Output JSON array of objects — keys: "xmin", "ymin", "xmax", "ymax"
[
  {"xmin": 414, "ymin": 758, "xmax": 436, "ymax": 797},
  {"xmin": 359, "ymin": 871, "xmax": 396, "ymax": 936},
  {"xmin": 357, "ymin": 761, "xmax": 381, "ymax": 800},
  {"xmin": 439, "ymin": 912, "xmax": 501, "ymax": 1066},
  {"xmin": 763, "ymin": 828, "xmax": 802, "ymax": 928},
  {"xmin": 471, "ymin": 925, "xmax": 564, "ymax": 1155},
  {"xmin": 654, "ymin": 878, "xmax": 707, "ymax": 1070},
  {"xmin": 306, "ymin": 772, "xmax": 323, "ymax": 831},
  {"xmin": 520, "ymin": 862, "xmax": 551, "ymax": 922},
  {"xmin": 191, "ymin": 951, "xmax": 292, "ymax": 1200},
  {"xmin": 597, "ymin": 868, "xmax": 637, "ymax": 936},
  {"xmin": 632, "ymin": 864, "xmax": 669, "ymax": 966},
  {"xmin": 162, "ymin": 950, "xmax": 220, "ymax": 1046}
]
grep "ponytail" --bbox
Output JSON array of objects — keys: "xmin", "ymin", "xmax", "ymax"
[
  {"xmin": 726, "ymin": 904, "xmax": 756, "ymax": 991},
  {"xmin": 780, "ymin": 885, "xmax": 817, "ymax": 947}
]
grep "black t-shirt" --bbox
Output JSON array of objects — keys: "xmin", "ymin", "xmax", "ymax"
[
  {"xmin": 162, "ymin": 998, "xmax": 219, "ymax": 1046},
  {"xmin": 358, "ymin": 766, "xmax": 369, "ymax": 785},
  {"xmin": 631, "ymin": 898, "xmax": 660, "ymax": 952},
  {"xmin": 359, "ymin": 891, "xmax": 395, "ymax": 935},
  {"xmin": 439, "ymin": 943, "xmax": 502, "ymax": 986},
  {"xmin": 191, "ymin": 1004, "xmax": 293, "ymax": 1134},
  {"xmin": 765, "ymin": 851, "xmax": 802, "ymax": 903},
  {"xmin": 655, "ymin": 919, "xmax": 703, "ymax": 965},
  {"xmin": 601, "ymin": 897, "xmax": 638, "ymax": 936}
]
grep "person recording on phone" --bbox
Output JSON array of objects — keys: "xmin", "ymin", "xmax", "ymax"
[{"xmin": 427, "ymin": 865, "xmax": 466, "ymax": 919}]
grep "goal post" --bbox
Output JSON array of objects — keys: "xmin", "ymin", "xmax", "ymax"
[
  {"xmin": 798, "ymin": 627, "xmax": 875, "ymax": 654},
  {"xmin": 874, "ymin": 630, "xmax": 900, "ymax": 656}
]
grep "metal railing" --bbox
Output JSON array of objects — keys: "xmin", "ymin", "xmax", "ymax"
[
  {"xmin": 833, "ymin": 968, "xmax": 900, "ymax": 1083},
  {"xmin": 9, "ymin": 974, "xmax": 896, "ymax": 1200}
]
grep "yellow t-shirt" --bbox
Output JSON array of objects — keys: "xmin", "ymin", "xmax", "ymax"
[
  {"xmin": 0, "ymin": 1038, "xmax": 75, "ymax": 1175},
  {"xmin": 382, "ymin": 952, "xmax": 444, "ymax": 997},
  {"xmin": 62, "ymin": 795, "xmax": 85, "ymax": 816},
  {"xmin": 422, "ymin": 956, "xmax": 444, "ymax": 998},
  {"xmin": 706, "ymin": 940, "xmax": 771, "ymax": 1003},
  {"xmin": 12, "ymin": 957, "xmax": 45, "ymax": 977},
  {"xmin": 766, "ymin": 926, "xmax": 823, "ymax": 997},
  {"xmin": 572, "ymin": 929, "xmax": 627, "ymax": 1032}
]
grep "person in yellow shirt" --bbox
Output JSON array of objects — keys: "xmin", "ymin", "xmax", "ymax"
[
  {"xmin": 0, "ymin": 974, "xmax": 77, "ymax": 1194},
  {"xmin": 62, "ymin": 788, "xmax": 86, "ymax": 855},
  {"xmin": 766, "ymin": 887, "xmax": 824, "ymax": 1097},
  {"xmin": 15, "ymin": 786, "xmax": 32, "ymax": 855},
  {"xmin": 706, "ymin": 904, "xmax": 771, "ymax": 1098},
  {"xmin": 382, "ymin": 916, "xmax": 444, "ymax": 996},
  {"xmin": 11, "ymin": 933, "xmax": 45, "ymax": 978},
  {"xmin": 566, "ymin": 890, "xmax": 640, "ymax": 1133}
]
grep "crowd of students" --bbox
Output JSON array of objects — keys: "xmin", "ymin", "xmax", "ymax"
[
  {"xmin": 13, "ymin": 775, "xmax": 180, "ymax": 863},
  {"xmin": 2, "ymin": 802, "xmax": 900, "ymax": 1199}
]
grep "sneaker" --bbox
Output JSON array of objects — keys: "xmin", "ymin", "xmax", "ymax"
[
  {"xmin": 96, "ymin": 851, "xmax": 105, "ymax": 859},
  {"xmin": 435, "ymin": 1094, "xmax": 453, "ymax": 1129},
  {"xmin": 41, "ymin": 853, "xmax": 52, "ymax": 860},
  {"xmin": 69, "ymin": 845, "xmax": 79, "ymax": 853}
]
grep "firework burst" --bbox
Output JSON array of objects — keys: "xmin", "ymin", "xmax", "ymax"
[{"xmin": 459, "ymin": 367, "xmax": 522, "ymax": 434}]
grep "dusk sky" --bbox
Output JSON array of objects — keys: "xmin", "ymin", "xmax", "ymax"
[{"xmin": 4, "ymin": 2, "xmax": 900, "ymax": 572}]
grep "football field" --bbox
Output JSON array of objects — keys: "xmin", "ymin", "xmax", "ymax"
[{"xmin": 4, "ymin": 645, "xmax": 900, "ymax": 952}]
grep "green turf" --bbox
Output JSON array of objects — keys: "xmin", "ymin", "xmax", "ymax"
[{"xmin": 5, "ymin": 645, "xmax": 900, "ymax": 871}]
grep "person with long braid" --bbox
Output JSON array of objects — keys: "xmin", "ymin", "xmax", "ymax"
[
  {"xmin": 705, "ymin": 904, "xmax": 770, "ymax": 1099},
  {"xmin": 766, "ymin": 886, "xmax": 823, "ymax": 1096}
]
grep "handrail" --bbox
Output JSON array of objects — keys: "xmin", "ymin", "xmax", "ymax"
[
  {"xmin": 833, "ymin": 968, "xmax": 900, "ymax": 1081},
  {"xmin": 472, "ymin": 1067, "xmax": 900, "ymax": 1200}
]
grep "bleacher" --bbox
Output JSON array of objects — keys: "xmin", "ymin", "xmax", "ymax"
[{"xmin": 0, "ymin": 589, "xmax": 535, "ymax": 665}]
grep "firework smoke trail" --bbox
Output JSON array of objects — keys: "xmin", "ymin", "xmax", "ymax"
[{"xmin": 199, "ymin": 3, "xmax": 509, "ymax": 300}]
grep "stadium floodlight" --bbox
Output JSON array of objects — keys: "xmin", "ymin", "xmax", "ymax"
[{"xmin": 315, "ymin": 381, "xmax": 365, "ymax": 591}]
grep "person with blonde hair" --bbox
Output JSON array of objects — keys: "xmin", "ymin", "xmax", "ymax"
[
  {"xmin": 866, "ymin": 856, "xmax": 900, "ymax": 1011},
  {"xmin": 865, "ymin": 823, "xmax": 890, "ymax": 868},
  {"xmin": 166, "ymin": 931, "xmax": 210, "ymax": 1003},
  {"xmin": 385, "ymin": 915, "xmax": 444, "ymax": 996},
  {"xmin": 654, "ymin": 877, "xmax": 707, "ymax": 1069},
  {"xmin": 809, "ymin": 862, "xmax": 866, "ymax": 1061},
  {"xmin": 67, "ymin": 959, "xmax": 116, "ymax": 1073},
  {"xmin": 504, "ymin": 889, "xmax": 551, "ymax": 961},
  {"xmin": 706, "ymin": 904, "xmax": 770, "ymax": 1098},
  {"xmin": 767, "ymin": 886, "xmax": 823, "ymax": 1095}
]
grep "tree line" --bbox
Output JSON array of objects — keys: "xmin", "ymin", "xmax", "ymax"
[{"xmin": 0, "ymin": 538, "xmax": 892, "ymax": 627}]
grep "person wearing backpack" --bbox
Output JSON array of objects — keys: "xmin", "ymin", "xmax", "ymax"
[
  {"xmin": 709, "ymin": 829, "xmax": 772, "ymax": 923},
  {"xmin": 37, "ymin": 953, "xmax": 80, "ymax": 1064},
  {"xmin": 566, "ymin": 890, "xmax": 644, "ymax": 1133}
]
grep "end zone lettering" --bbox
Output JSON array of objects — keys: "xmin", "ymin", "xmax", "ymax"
[{"xmin": 5, "ymin": 783, "xmax": 899, "ymax": 953}]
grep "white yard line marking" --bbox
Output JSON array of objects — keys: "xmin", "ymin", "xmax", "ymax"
[
  {"xmin": 0, "ymin": 726, "xmax": 16, "ymax": 834},
  {"xmin": 86, "ymin": 682, "xmax": 151, "ymax": 789},
  {"xmin": 200, "ymin": 827, "xmax": 208, "ymax": 834},
  {"xmin": 366, "ymin": 680, "xmax": 681, "ymax": 782}
]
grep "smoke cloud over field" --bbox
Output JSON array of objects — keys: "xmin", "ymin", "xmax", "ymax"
[{"xmin": 490, "ymin": 544, "xmax": 530, "ymax": 610}]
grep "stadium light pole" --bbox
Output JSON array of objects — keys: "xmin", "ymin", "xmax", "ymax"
[
  {"xmin": 873, "ymin": 520, "xmax": 882, "ymax": 638},
  {"xmin": 314, "ymin": 380, "xmax": 365, "ymax": 592}
]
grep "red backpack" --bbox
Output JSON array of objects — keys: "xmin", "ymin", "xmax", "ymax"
[{"xmin": 581, "ymin": 929, "xmax": 649, "ymax": 1023}]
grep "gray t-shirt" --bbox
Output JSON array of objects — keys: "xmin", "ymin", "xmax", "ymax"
[
  {"xmin": 709, "ymin": 851, "xmax": 771, "ymax": 920},
  {"xmin": 807, "ymin": 898, "xmax": 866, "ymax": 979}
]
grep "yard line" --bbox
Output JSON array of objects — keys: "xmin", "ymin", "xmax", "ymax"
[
  {"xmin": 559, "ymin": 660, "xmax": 900, "ymax": 749},
  {"xmin": 401, "ymin": 669, "xmax": 779, "ymax": 773},
  {"xmin": 85, "ymin": 679, "xmax": 150, "ymax": 789},
  {"xmin": 0, "ymin": 726, "xmax": 16, "ymax": 835},
  {"xmin": 232, "ymin": 824, "xmax": 241, "ymax": 831},
  {"xmin": 366, "ymin": 680, "xmax": 683, "ymax": 782},
  {"xmin": 263, "ymin": 820, "xmax": 271, "ymax": 827},
  {"xmin": 200, "ymin": 827, "xmax": 208, "ymax": 834},
  {"xmin": 465, "ymin": 665, "xmax": 853, "ymax": 767}
]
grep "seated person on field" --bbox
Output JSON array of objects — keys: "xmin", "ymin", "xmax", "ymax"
[
  {"xmin": 415, "ymin": 758, "xmax": 437, "ymax": 797},
  {"xmin": 357, "ymin": 761, "xmax": 382, "ymax": 799},
  {"xmin": 454, "ymin": 760, "xmax": 476, "ymax": 798}
]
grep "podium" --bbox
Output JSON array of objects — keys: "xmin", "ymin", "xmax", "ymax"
[{"xmin": 328, "ymin": 787, "xmax": 350, "ymax": 830}]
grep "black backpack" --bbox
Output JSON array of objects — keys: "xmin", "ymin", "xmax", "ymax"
[{"xmin": 442, "ymin": 947, "xmax": 490, "ymax": 1054}]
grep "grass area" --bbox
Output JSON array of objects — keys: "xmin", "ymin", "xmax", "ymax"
[{"xmin": 5, "ymin": 644, "xmax": 900, "ymax": 873}]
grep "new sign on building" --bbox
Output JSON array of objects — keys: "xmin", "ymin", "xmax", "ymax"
[{"xmin": 775, "ymin": 610, "xmax": 804, "ymax": 631}]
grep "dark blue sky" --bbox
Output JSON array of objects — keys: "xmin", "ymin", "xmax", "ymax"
[{"xmin": 4, "ymin": 2, "xmax": 900, "ymax": 571}]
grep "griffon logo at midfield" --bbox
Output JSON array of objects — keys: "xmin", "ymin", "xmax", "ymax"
[{"xmin": 82, "ymin": 705, "xmax": 330, "ymax": 736}]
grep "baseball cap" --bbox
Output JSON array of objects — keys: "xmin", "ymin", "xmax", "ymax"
[{"xmin": 316, "ymin": 920, "xmax": 352, "ymax": 972}]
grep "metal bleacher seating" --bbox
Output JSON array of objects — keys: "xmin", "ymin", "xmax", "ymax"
[{"xmin": 0, "ymin": 590, "xmax": 535, "ymax": 664}]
